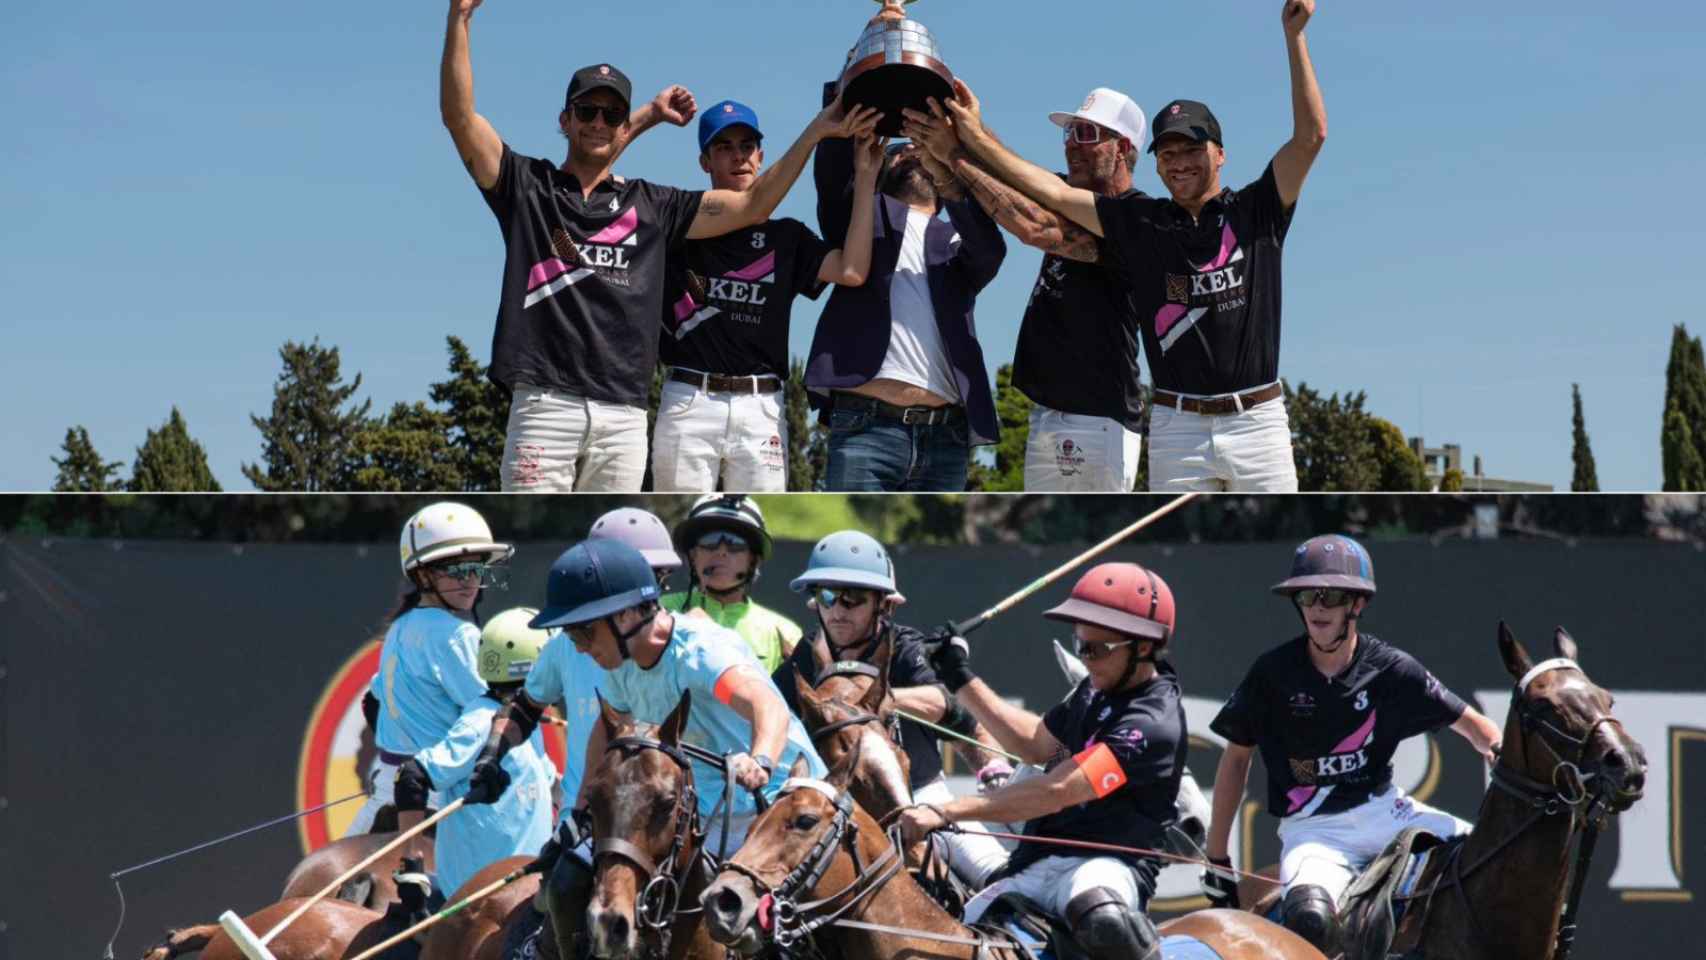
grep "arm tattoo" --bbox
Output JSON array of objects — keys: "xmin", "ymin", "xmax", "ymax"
[
  {"xmin": 952, "ymin": 153, "xmax": 1100, "ymax": 263},
  {"xmin": 701, "ymin": 197, "xmax": 726, "ymax": 218}
]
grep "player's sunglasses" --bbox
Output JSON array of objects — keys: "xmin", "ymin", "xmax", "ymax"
[
  {"xmin": 566, "ymin": 622, "xmax": 599, "ymax": 646},
  {"xmin": 696, "ymin": 531, "xmax": 751, "ymax": 553},
  {"xmin": 1063, "ymin": 121, "xmax": 1115, "ymax": 145},
  {"xmin": 431, "ymin": 560, "xmax": 507, "ymax": 589},
  {"xmin": 572, "ymin": 103, "xmax": 628, "ymax": 126},
  {"xmin": 816, "ymin": 587, "xmax": 877, "ymax": 610},
  {"xmin": 1074, "ymin": 638, "xmax": 1135, "ymax": 661},
  {"xmin": 1293, "ymin": 588, "xmax": 1355, "ymax": 609}
]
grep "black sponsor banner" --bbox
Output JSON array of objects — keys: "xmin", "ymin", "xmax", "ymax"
[{"xmin": 4, "ymin": 535, "xmax": 1703, "ymax": 958}]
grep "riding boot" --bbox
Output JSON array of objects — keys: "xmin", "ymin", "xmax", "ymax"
[{"xmin": 543, "ymin": 845, "xmax": 597, "ymax": 960}]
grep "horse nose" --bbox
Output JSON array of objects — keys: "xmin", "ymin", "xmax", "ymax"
[
  {"xmin": 1602, "ymin": 744, "xmax": 1648, "ymax": 796},
  {"xmin": 701, "ymin": 879, "xmax": 756, "ymax": 942},
  {"xmin": 589, "ymin": 905, "xmax": 635, "ymax": 958}
]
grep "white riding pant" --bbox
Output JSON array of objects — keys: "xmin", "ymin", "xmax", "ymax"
[
  {"xmin": 1022, "ymin": 406, "xmax": 1142, "ymax": 492},
  {"xmin": 502, "ymin": 382, "xmax": 649, "ymax": 492},
  {"xmin": 913, "ymin": 777, "xmax": 1012, "ymax": 889},
  {"xmin": 1147, "ymin": 389, "xmax": 1298, "ymax": 492},
  {"xmin": 342, "ymin": 756, "xmax": 444, "ymax": 838},
  {"xmin": 962, "ymin": 854, "xmax": 1146, "ymax": 926},
  {"xmin": 650, "ymin": 377, "xmax": 787, "ymax": 492},
  {"xmin": 1277, "ymin": 785, "xmax": 1471, "ymax": 904}
]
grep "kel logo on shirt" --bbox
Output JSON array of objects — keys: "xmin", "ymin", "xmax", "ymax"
[
  {"xmin": 669, "ymin": 242, "xmax": 777, "ymax": 338},
  {"xmin": 1154, "ymin": 221, "xmax": 1248, "ymax": 355},
  {"xmin": 525, "ymin": 208, "xmax": 641, "ymax": 308}
]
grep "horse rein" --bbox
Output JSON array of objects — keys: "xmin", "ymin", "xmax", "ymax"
[
  {"xmin": 1398, "ymin": 660, "xmax": 1625, "ymax": 960},
  {"xmin": 595, "ymin": 735, "xmax": 704, "ymax": 952}
]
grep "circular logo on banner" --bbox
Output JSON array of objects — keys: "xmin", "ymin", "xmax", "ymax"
[{"xmin": 296, "ymin": 641, "xmax": 567, "ymax": 854}]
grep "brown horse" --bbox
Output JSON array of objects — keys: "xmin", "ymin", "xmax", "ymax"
[
  {"xmin": 791, "ymin": 637, "xmax": 916, "ymax": 837},
  {"xmin": 699, "ymin": 772, "xmax": 1326, "ymax": 960},
  {"xmin": 281, "ymin": 830, "xmax": 437, "ymax": 911},
  {"xmin": 1368, "ymin": 623, "xmax": 1647, "ymax": 960},
  {"xmin": 418, "ymin": 856, "xmax": 556, "ymax": 960},
  {"xmin": 141, "ymin": 899, "xmax": 401, "ymax": 960}
]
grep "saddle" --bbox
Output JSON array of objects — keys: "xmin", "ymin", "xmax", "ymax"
[{"xmin": 1338, "ymin": 827, "xmax": 1458, "ymax": 960}]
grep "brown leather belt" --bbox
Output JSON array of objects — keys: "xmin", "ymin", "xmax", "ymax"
[
  {"xmin": 831, "ymin": 391, "xmax": 964, "ymax": 426},
  {"xmin": 668, "ymin": 369, "xmax": 783, "ymax": 394},
  {"xmin": 1152, "ymin": 382, "xmax": 1282, "ymax": 416}
]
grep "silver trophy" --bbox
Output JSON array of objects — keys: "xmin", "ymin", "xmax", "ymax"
[{"xmin": 840, "ymin": 0, "xmax": 954, "ymax": 137}]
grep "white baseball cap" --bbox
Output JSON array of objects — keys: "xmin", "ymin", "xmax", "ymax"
[{"xmin": 1048, "ymin": 87, "xmax": 1146, "ymax": 146}]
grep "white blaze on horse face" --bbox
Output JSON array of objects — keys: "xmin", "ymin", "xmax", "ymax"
[{"xmin": 859, "ymin": 727, "xmax": 913, "ymax": 807}]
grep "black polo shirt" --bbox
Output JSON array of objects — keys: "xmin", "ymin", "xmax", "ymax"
[
  {"xmin": 481, "ymin": 144, "xmax": 702, "ymax": 406},
  {"xmin": 659, "ymin": 219, "xmax": 833, "ymax": 378},
  {"xmin": 1006, "ymin": 662, "xmax": 1187, "ymax": 875},
  {"xmin": 1011, "ymin": 185, "xmax": 1147, "ymax": 432},
  {"xmin": 774, "ymin": 623, "xmax": 945, "ymax": 791},
  {"xmin": 1210, "ymin": 634, "xmax": 1468, "ymax": 819},
  {"xmin": 1093, "ymin": 164, "xmax": 1293, "ymax": 396}
]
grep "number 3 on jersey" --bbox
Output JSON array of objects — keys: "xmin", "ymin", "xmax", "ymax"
[{"xmin": 1354, "ymin": 689, "xmax": 1370, "ymax": 712}]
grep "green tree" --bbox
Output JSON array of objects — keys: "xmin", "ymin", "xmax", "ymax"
[
  {"xmin": 1367, "ymin": 416, "xmax": 1427, "ymax": 491},
  {"xmin": 348, "ymin": 402, "xmax": 464, "ymax": 491},
  {"xmin": 1440, "ymin": 468, "xmax": 1465, "ymax": 492},
  {"xmin": 128, "ymin": 407, "xmax": 221, "ymax": 491},
  {"xmin": 429, "ymin": 336, "xmax": 506, "ymax": 491},
  {"xmin": 1285, "ymin": 382, "xmax": 1376, "ymax": 491},
  {"xmin": 1662, "ymin": 325, "xmax": 1706, "ymax": 490},
  {"xmin": 242, "ymin": 340, "xmax": 372, "ymax": 491},
  {"xmin": 1571, "ymin": 383, "xmax": 1600, "ymax": 492},
  {"xmin": 785, "ymin": 357, "xmax": 817, "ymax": 492},
  {"xmin": 968, "ymin": 364, "xmax": 1032, "ymax": 492},
  {"xmin": 51, "ymin": 426, "xmax": 123, "ymax": 492},
  {"xmin": 1663, "ymin": 400, "xmax": 1706, "ymax": 491},
  {"xmin": 642, "ymin": 364, "xmax": 665, "ymax": 491}
]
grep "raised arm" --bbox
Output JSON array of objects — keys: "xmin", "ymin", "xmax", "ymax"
[
  {"xmin": 815, "ymin": 134, "xmax": 884, "ymax": 286},
  {"xmin": 440, "ymin": 0, "xmax": 503, "ymax": 190},
  {"xmin": 1270, "ymin": 0, "xmax": 1327, "ymax": 207},
  {"xmin": 688, "ymin": 100, "xmax": 881, "ymax": 240},
  {"xmin": 612, "ymin": 84, "xmax": 697, "ymax": 164},
  {"xmin": 943, "ymin": 79, "xmax": 1105, "ymax": 238},
  {"xmin": 903, "ymin": 100, "xmax": 1101, "ymax": 263}
]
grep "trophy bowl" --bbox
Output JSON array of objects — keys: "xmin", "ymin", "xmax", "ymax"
[{"xmin": 839, "ymin": 1, "xmax": 953, "ymax": 137}]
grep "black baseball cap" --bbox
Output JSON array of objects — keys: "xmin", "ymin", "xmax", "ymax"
[
  {"xmin": 565, "ymin": 63, "xmax": 632, "ymax": 113},
  {"xmin": 1148, "ymin": 99, "xmax": 1222, "ymax": 153}
]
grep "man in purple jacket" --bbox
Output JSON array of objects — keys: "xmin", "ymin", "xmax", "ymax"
[{"xmin": 805, "ymin": 84, "xmax": 1006, "ymax": 491}]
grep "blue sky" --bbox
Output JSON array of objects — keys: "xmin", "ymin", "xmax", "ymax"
[{"xmin": 4, "ymin": 0, "xmax": 1700, "ymax": 491}]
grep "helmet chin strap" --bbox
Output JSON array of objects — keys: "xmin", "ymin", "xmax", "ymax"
[
  {"xmin": 815, "ymin": 604, "xmax": 888, "ymax": 658},
  {"xmin": 608, "ymin": 611, "xmax": 653, "ymax": 661},
  {"xmin": 1299, "ymin": 605, "xmax": 1358, "ymax": 655}
]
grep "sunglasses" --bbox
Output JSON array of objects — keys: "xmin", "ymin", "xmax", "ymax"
[
  {"xmin": 696, "ymin": 531, "xmax": 751, "ymax": 552},
  {"xmin": 1293, "ymin": 588, "xmax": 1355, "ymax": 609},
  {"xmin": 1063, "ymin": 121, "xmax": 1116, "ymax": 145},
  {"xmin": 567, "ymin": 622, "xmax": 599, "ymax": 646},
  {"xmin": 1074, "ymin": 638, "xmax": 1135, "ymax": 661},
  {"xmin": 572, "ymin": 103, "xmax": 628, "ymax": 126},
  {"xmin": 432, "ymin": 560, "xmax": 507, "ymax": 589},
  {"xmin": 815, "ymin": 587, "xmax": 876, "ymax": 610}
]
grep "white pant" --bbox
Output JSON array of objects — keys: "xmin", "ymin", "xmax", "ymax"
[
  {"xmin": 1147, "ymin": 389, "xmax": 1298, "ymax": 492},
  {"xmin": 651, "ymin": 377, "xmax": 788, "ymax": 492},
  {"xmin": 342, "ymin": 756, "xmax": 444, "ymax": 838},
  {"xmin": 502, "ymin": 382, "xmax": 649, "ymax": 492},
  {"xmin": 1022, "ymin": 406, "xmax": 1142, "ymax": 492},
  {"xmin": 962, "ymin": 854, "xmax": 1145, "ymax": 926},
  {"xmin": 1277, "ymin": 785, "xmax": 1471, "ymax": 904},
  {"xmin": 913, "ymin": 778, "xmax": 1012, "ymax": 889}
]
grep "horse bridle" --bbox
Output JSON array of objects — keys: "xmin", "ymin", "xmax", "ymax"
[
  {"xmin": 595, "ymin": 735, "xmax": 704, "ymax": 953},
  {"xmin": 808, "ymin": 661, "xmax": 902, "ymax": 746},
  {"xmin": 719, "ymin": 780, "xmax": 906, "ymax": 954},
  {"xmin": 1400, "ymin": 659, "xmax": 1627, "ymax": 960}
]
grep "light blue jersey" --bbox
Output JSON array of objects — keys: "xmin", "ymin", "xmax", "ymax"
[
  {"xmin": 525, "ymin": 630, "xmax": 607, "ymax": 817},
  {"xmin": 374, "ymin": 607, "xmax": 488, "ymax": 755},
  {"xmin": 414, "ymin": 693, "xmax": 555, "ymax": 898},
  {"xmin": 603, "ymin": 616, "xmax": 826, "ymax": 818}
]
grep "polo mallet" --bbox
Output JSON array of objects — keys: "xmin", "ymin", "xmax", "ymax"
[
  {"xmin": 344, "ymin": 865, "xmax": 529, "ymax": 960},
  {"xmin": 217, "ymin": 798, "xmax": 465, "ymax": 960},
  {"xmin": 948, "ymin": 493, "xmax": 1198, "ymax": 636}
]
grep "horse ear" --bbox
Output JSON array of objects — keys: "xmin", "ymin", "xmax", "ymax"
[
  {"xmin": 597, "ymin": 691, "xmax": 626, "ymax": 741},
  {"xmin": 795, "ymin": 668, "xmax": 827, "ymax": 718},
  {"xmin": 858, "ymin": 636, "xmax": 893, "ymax": 714},
  {"xmin": 1553, "ymin": 626, "xmax": 1579, "ymax": 664},
  {"xmin": 789, "ymin": 752, "xmax": 813, "ymax": 779},
  {"xmin": 1498, "ymin": 620, "xmax": 1533, "ymax": 681},
  {"xmin": 659, "ymin": 689, "xmax": 692, "ymax": 746}
]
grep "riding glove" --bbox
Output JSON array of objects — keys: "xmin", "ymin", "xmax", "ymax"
[
  {"xmin": 926, "ymin": 631, "xmax": 976, "ymax": 693},
  {"xmin": 1201, "ymin": 856, "xmax": 1240, "ymax": 909},
  {"xmin": 464, "ymin": 757, "xmax": 511, "ymax": 805}
]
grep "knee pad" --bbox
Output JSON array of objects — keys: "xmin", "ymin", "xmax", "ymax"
[
  {"xmin": 1065, "ymin": 887, "xmax": 1159, "ymax": 960},
  {"xmin": 1280, "ymin": 884, "xmax": 1340, "ymax": 953}
]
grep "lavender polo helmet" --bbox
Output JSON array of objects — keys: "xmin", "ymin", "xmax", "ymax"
[{"xmin": 588, "ymin": 507, "xmax": 683, "ymax": 573}]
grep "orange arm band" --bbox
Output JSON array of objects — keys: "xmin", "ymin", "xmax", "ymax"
[{"xmin": 1074, "ymin": 743, "xmax": 1128, "ymax": 798}]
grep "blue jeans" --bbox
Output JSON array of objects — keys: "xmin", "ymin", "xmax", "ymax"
[{"xmin": 821, "ymin": 406, "xmax": 971, "ymax": 491}]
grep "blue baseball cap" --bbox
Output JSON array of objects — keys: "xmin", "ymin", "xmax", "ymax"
[{"xmin": 698, "ymin": 100, "xmax": 763, "ymax": 153}]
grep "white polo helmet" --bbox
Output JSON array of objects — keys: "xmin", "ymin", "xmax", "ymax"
[{"xmin": 398, "ymin": 502, "xmax": 514, "ymax": 575}]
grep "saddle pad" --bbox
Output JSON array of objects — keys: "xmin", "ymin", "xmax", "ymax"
[{"xmin": 1160, "ymin": 934, "xmax": 1226, "ymax": 960}]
